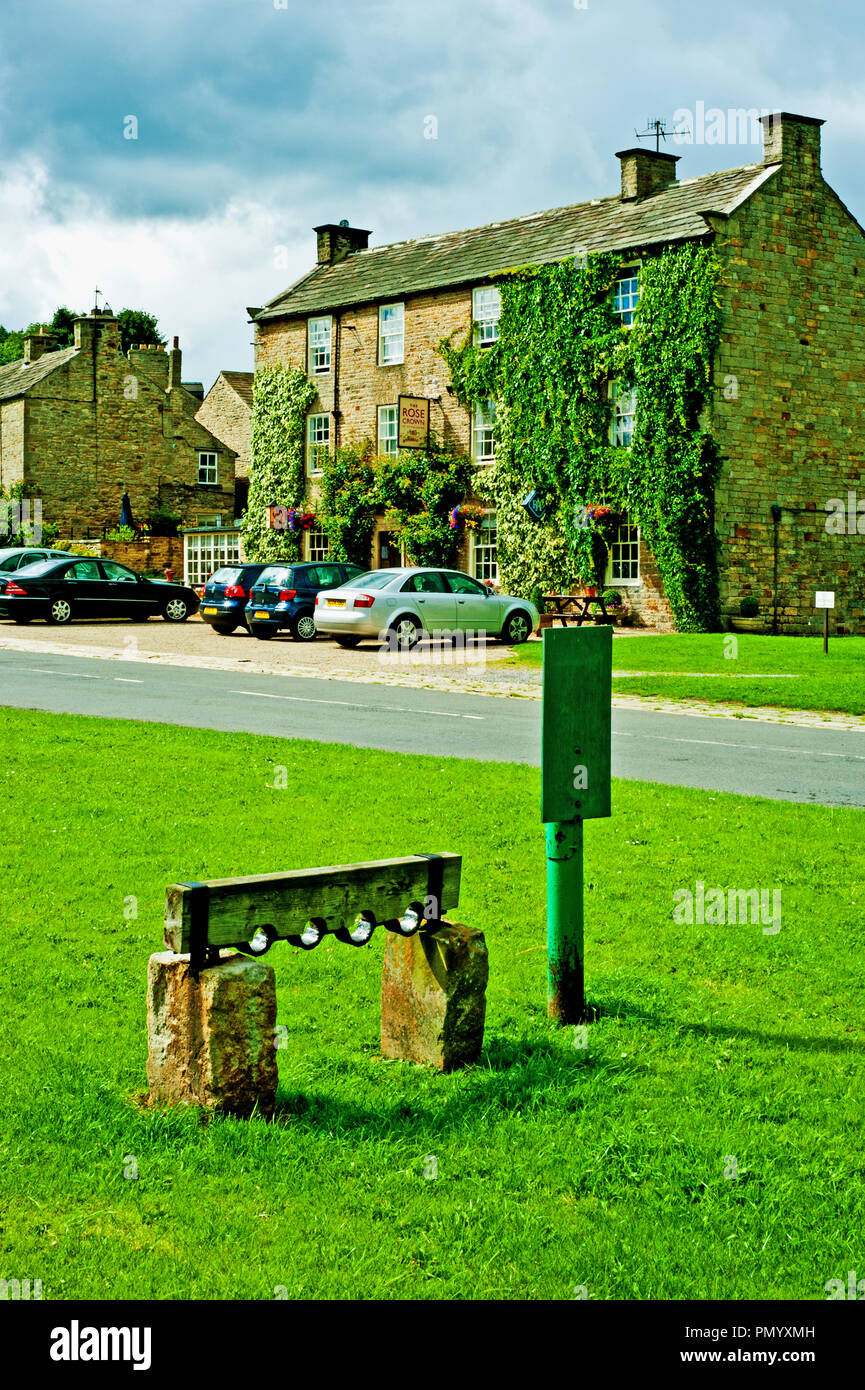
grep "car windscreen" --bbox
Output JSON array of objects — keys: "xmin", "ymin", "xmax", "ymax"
[
  {"xmin": 210, "ymin": 567, "xmax": 243, "ymax": 585},
  {"xmin": 341, "ymin": 571, "xmax": 399, "ymax": 590},
  {"xmin": 257, "ymin": 567, "xmax": 294, "ymax": 587}
]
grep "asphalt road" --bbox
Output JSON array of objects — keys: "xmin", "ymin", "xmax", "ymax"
[{"xmin": 1, "ymin": 647, "xmax": 863, "ymax": 807}]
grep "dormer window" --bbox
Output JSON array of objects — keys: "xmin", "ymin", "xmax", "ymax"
[
  {"xmin": 614, "ymin": 268, "xmax": 640, "ymax": 325},
  {"xmin": 472, "ymin": 286, "xmax": 502, "ymax": 346}
]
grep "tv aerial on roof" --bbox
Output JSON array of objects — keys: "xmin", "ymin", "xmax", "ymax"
[{"xmin": 634, "ymin": 117, "xmax": 689, "ymax": 150}]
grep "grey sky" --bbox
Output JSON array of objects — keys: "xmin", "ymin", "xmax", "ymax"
[{"xmin": 0, "ymin": 0, "xmax": 862, "ymax": 387}]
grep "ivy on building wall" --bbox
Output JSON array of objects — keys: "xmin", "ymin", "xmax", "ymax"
[
  {"xmin": 318, "ymin": 440, "xmax": 379, "ymax": 567},
  {"xmin": 440, "ymin": 243, "xmax": 723, "ymax": 630},
  {"xmin": 242, "ymin": 364, "xmax": 317, "ymax": 562},
  {"xmin": 317, "ymin": 438, "xmax": 473, "ymax": 570}
]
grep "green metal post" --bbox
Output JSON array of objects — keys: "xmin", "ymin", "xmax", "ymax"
[{"xmin": 545, "ymin": 817, "xmax": 585, "ymax": 1022}]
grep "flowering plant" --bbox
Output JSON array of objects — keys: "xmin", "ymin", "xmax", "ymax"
[
  {"xmin": 449, "ymin": 502, "xmax": 486, "ymax": 532},
  {"xmin": 287, "ymin": 509, "xmax": 316, "ymax": 533}
]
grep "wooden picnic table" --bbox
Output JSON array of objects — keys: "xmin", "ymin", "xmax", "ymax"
[{"xmin": 543, "ymin": 593, "xmax": 613, "ymax": 626}]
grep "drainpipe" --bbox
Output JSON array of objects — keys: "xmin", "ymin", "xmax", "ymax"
[
  {"xmin": 770, "ymin": 503, "xmax": 782, "ymax": 635},
  {"xmin": 332, "ymin": 310, "xmax": 341, "ymax": 454}
]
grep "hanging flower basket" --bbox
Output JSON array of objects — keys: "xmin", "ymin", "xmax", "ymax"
[
  {"xmin": 449, "ymin": 503, "xmax": 486, "ymax": 532},
  {"xmin": 287, "ymin": 508, "xmax": 317, "ymax": 533}
]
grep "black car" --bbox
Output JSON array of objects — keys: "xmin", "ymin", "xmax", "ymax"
[
  {"xmin": 199, "ymin": 564, "xmax": 269, "ymax": 634},
  {"xmin": 0, "ymin": 546, "xmax": 75, "ymax": 614},
  {"xmin": 246, "ymin": 561, "xmax": 365, "ymax": 640},
  {"xmin": 2, "ymin": 556, "xmax": 200, "ymax": 625}
]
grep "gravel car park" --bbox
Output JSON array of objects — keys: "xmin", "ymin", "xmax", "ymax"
[{"xmin": 313, "ymin": 567, "xmax": 539, "ymax": 648}]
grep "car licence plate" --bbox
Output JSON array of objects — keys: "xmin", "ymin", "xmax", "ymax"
[
  {"xmin": 254, "ymin": 610, "xmax": 270, "ymax": 619},
  {"xmin": 203, "ymin": 607, "xmax": 218, "ymax": 615},
  {"xmin": 326, "ymin": 599, "xmax": 346, "ymax": 607}
]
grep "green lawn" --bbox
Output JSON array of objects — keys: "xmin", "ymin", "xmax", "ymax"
[
  {"xmin": 512, "ymin": 633, "xmax": 865, "ymax": 717},
  {"xmin": 1, "ymin": 707, "xmax": 863, "ymax": 1300}
]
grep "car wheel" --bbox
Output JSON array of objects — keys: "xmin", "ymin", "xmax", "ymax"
[
  {"xmin": 251, "ymin": 626, "xmax": 273, "ymax": 640},
  {"xmin": 503, "ymin": 610, "xmax": 532, "ymax": 644},
  {"xmin": 46, "ymin": 597, "xmax": 73, "ymax": 625},
  {"xmin": 388, "ymin": 615, "xmax": 421, "ymax": 651},
  {"xmin": 211, "ymin": 623, "xmax": 239, "ymax": 635},
  {"xmin": 334, "ymin": 635, "xmax": 361, "ymax": 649},
  {"xmin": 290, "ymin": 612, "xmax": 317, "ymax": 642},
  {"xmin": 162, "ymin": 597, "xmax": 189, "ymax": 622}
]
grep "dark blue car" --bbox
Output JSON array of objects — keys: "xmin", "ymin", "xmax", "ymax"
[
  {"xmin": 246, "ymin": 561, "xmax": 364, "ymax": 641},
  {"xmin": 200, "ymin": 564, "xmax": 269, "ymax": 635}
]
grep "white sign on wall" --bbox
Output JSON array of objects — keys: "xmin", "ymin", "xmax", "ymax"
[{"xmin": 815, "ymin": 591, "xmax": 835, "ymax": 609}]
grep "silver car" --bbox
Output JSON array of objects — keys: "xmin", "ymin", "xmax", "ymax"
[{"xmin": 313, "ymin": 566, "xmax": 539, "ymax": 649}]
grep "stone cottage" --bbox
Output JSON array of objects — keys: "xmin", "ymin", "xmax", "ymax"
[
  {"xmin": 195, "ymin": 370, "xmax": 253, "ymax": 516},
  {"xmin": 0, "ymin": 308, "xmax": 236, "ymax": 537},
  {"xmin": 248, "ymin": 112, "xmax": 865, "ymax": 633}
]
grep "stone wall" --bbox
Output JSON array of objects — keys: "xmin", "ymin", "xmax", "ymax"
[
  {"xmin": 195, "ymin": 373, "xmax": 253, "ymax": 477},
  {"xmin": 5, "ymin": 314, "xmax": 237, "ymax": 536},
  {"xmin": 712, "ymin": 117, "xmax": 865, "ymax": 633},
  {"xmin": 0, "ymin": 398, "xmax": 25, "ymax": 489},
  {"xmin": 99, "ymin": 535, "xmax": 185, "ymax": 577}
]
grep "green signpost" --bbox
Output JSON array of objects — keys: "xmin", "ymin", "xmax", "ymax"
[{"xmin": 541, "ymin": 625, "xmax": 613, "ymax": 1022}]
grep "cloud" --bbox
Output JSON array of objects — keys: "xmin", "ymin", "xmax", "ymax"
[{"xmin": 0, "ymin": 0, "xmax": 862, "ymax": 382}]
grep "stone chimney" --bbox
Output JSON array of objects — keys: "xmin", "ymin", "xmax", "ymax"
[
  {"xmin": 74, "ymin": 309, "xmax": 119, "ymax": 352},
  {"xmin": 314, "ymin": 221, "xmax": 371, "ymax": 265},
  {"xmin": 23, "ymin": 328, "xmax": 58, "ymax": 364},
  {"xmin": 760, "ymin": 112, "xmax": 823, "ymax": 175},
  {"xmin": 168, "ymin": 335, "xmax": 182, "ymax": 391},
  {"xmin": 616, "ymin": 148, "xmax": 680, "ymax": 202}
]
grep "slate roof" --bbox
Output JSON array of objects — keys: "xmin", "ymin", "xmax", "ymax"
[
  {"xmin": 0, "ymin": 346, "xmax": 77, "ymax": 402},
  {"xmin": 254, "ymin": 163, "xmax": 778, "ymax": 321},
  {"xmin": 220, "ymin": 370, "xmax": 254, "ymax": 409}
]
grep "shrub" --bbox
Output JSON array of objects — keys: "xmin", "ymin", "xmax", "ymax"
[{"xmin": 740, "ymin": 596, "xmax": 760, "ymax": 618}]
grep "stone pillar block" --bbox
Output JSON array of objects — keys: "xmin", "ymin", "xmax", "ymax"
[
  {"xmin": 146, "ymin": 951, "xmax": 277, "ymax": 1117},
  {"xmin": 380, "ymin": 920, "xmax": 488, "ymax": 1071}
]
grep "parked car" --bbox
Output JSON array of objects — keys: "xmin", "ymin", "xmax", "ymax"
[
  {"xmin": 1, "ymin": 556, "xmax": 200, "ymax": 625},
  {"xmin": 313, "ymin": 567, "xmax": 539, "ymax": 648},
  {"xmin": 246, "ymin": 560, "xmax": 366, "ymax": 640},
  {"xmin": 199, "ymin": 564, "xmax": 269, "ymax": 634},
  {"xmin": 0, "ymin": 546, "xmax": 75, "ymax": 615}
]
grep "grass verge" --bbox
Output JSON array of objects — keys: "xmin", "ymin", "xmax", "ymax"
[
  {"xmin": 1, "ymin": 706, "xmax": 863, "ymax": 1299},
  {"xmin": 512, "ymin": 633, "xmax": 865, "ymax": 717}
]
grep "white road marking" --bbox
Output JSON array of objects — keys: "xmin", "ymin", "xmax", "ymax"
[
  {"xmin": 115, "ymin": 678, "xmax": 143, "ymax": 683},
  {"xmin": 27, "ymin": 667, "xmax": 101, "ymax": 679},
  {"xmin": 614, "ymin": 731, "xmax": 865, "ymax": 760},
  {"xmin": 232, "ymin": 690, "xmax": 484, "ymax": 720}
]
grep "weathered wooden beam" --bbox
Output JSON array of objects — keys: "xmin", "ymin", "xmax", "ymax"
[{"xmin": 164, "ymin": 854, "xmax": 462, "ymax": 955}]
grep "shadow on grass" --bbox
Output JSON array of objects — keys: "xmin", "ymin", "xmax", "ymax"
[
  {"xmin": 270, "ymin": 1032, "xmax": 639, "ymax": 1135},
  {"xmin": 600, "ymin": 995, "xmax": 864, "ymax": 1055}
]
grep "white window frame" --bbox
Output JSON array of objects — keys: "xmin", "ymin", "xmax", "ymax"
[
  {"xmin": 305, "ymin": 529, "xmax": 330, "ymax": 562},
  {"xmin": 184, "ymin": 529, "xmax": 242, "ymax": 588},
  {"xmin": 472, "ymin": 286, "xmax": 502, "ymax": 346},
  {"xmin": 198, "ymin": 451, "xmax": 218, "ymax": 485},
  {"xmin": 614, "ymin": 267, "xmax": 640, "ymax": 326},
  {"xmin": 610, "ymin": 384, "xmax": 637, "ymax": 448},
  {"xmin": 472, "ymin": 399, "xmax": 496, "ymax": 464},
  {"xmin": 378, "ymin": 302, "xmax": 404, "ymax": 365},
  {"xmin": 307, "ymin": 316, "xmax": 332, "ymax": 375},
  {"xmin": 306, "ymin": 413, "xmax": 330, "ymax": 476},
  {"xmin": 471, "ymin": 510, "xmax": 498, "ymax": 584},
  {"xmin": 377, "ymin": 404, "xmax": 398, "ymax": 456},
  {"xmin": 606, "ymin": 514, "xmax": 641, "ymax": 586}
]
